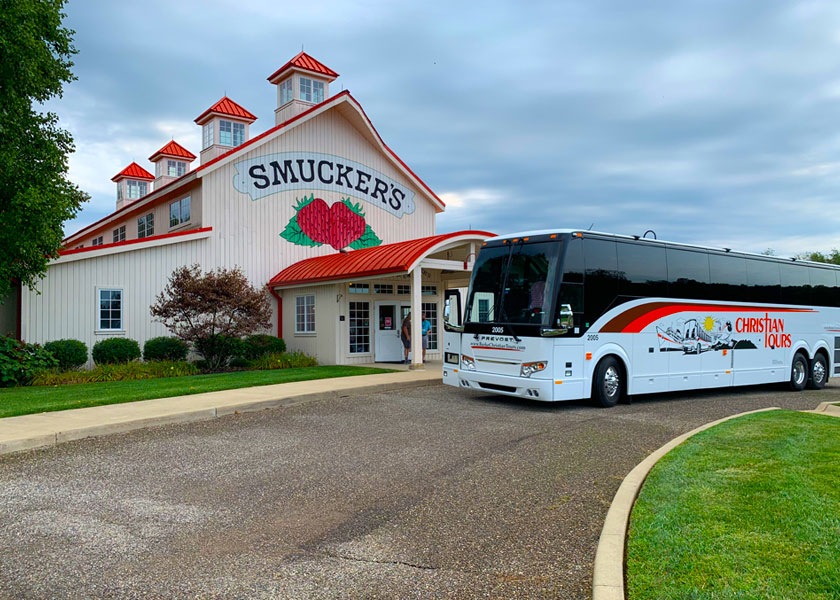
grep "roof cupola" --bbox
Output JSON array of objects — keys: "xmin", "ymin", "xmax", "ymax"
[
  {"xmin": 149, "ymin": 140, "xmax": 196, "ymax": 188},
  {"xmin": 267, "ymin": 52, "xmax": 338, "ymax": 125},
  {"xmin": 111, "ymin": 162, "xmax": 154, "ymax": 210},
  {"xmin": 194, "ymin": 96, "xmax": 257, "ymax": 165}
]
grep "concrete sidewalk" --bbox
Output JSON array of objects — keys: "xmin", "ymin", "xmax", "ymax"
[{"xmin": 0, "ymin": 369, "xmax": 441, "ymax": 456}]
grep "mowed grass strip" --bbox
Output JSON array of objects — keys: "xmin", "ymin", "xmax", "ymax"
[
  {"xmin": 626, "ymin": 410, "xmax": 840, "ymax": 600},
  {"xmin": 0, "ymin": 366, "xmax": 394, "ymax": 419}
]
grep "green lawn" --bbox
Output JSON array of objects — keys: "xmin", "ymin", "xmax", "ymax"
[
  {"xmin": 626, "ymin": 410, "xmax": 840, "ymax": 600},
  {"xmin": 0, "ymin": 366, "xmax": 394, "ymax": 419}
]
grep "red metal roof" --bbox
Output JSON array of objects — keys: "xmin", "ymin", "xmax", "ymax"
[
  {"xmin": 267, "ymin": 52, "xmax": 339, "ymax": 83},
  {"xmin": 194, "ymin": 96, "xmax": 257, "ymax": 125},
  {"xmin": 269, "ymin": 231, "xmax": 494, "ymax": 288},
  {"xmin": 111, "ymin": 162, "xmax": 154, "ymax": 182},
  {"xmin": 149, "ymin": 140, "xmax": 197, "ymax": 162}
]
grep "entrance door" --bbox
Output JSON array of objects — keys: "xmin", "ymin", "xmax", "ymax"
[{"xmin": 374, "ymin": 302, "xmax": 410, "ymax": 362}]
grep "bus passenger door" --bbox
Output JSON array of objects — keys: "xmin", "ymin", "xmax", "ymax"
[
  {"xmin": 631, "ymin": 333, "xmax": 668, "ymax": 394},
  {"xmin": 442, "ymin": 290, "xmax": 462, "ymax": 386}
]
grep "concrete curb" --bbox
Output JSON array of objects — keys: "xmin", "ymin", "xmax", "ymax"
[
  {"xmin": 810, "ymin": 401, "xmax": 840, "ymax": 416},
  {"xmin": 0, "ymin": 371, "xmax": 440, "ymax": 457},
  {"xmin": 591, "ymin": 407, "xmax": 781, "ymax": 600}
]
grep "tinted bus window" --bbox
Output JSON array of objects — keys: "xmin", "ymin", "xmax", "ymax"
[
  {"xmin": 584, "ymin": 238, "xmax": 618, "ymax": 326},
  {"xmin": 557, "ymin": 236, "xmax": 584, "ymax": 330},
  {"xmin": 708, "ymin": 253, "xmax": 747, "ymax": 302},
  {"xmin": 780, "ymin": 263, "xmax": 811, "ymax": 306},
  {"xmin": 745, "ymin": 259, "xmax": 781, "ymax": 303},
  {"xmin": 667, "ymin": 248, "xmax": 710, "ymax": 300},
  {"xmin": 809, "ymin": 266, "xmax": 837, "ymax": 307},
  {"xmin": 561, "ymin": 235, "xmax": 584, "ymax": 284},
  {"xmin": 616, "ymin": 242, "xmax": 667, "ymax": 299}
]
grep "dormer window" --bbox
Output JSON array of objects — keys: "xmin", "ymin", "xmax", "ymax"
[
  {"xmin": 299, "ymin": 77, "xmax": 324, "ymax": 103},
  {"xmin": 117, "ymin": 182, "xmax": 123, "ymax": 201},
  {"xmin": 126, "ymin": 180, "xmax": 147, "ymax": 200},
  {"xmin": 202, "ymin": 123, "xmax": 214, "ymax": 149},
  {"xmin": 166, "ymin": 160, "xmax": 186, "ymax": 177},
  {"xmin": 219, "ymin": 120, "xmax": 245, "ymax": 147}
]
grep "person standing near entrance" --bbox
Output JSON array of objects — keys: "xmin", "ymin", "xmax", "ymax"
[
  {"xmin": 401, "ymin": 312, "xmax": 411, "ymax": 364},
  {"xmin": 421, "ymin": 312, "xmax": 432, "ymax": 362}
]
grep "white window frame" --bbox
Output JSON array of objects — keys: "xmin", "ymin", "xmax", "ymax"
[
  {"xmin": 280, "ymin": 78, "xmax": 293, "ymax": 105},
  {"xmin": 202, "ymin": 122, "xmax": 214, "ymax": 149},
  {"xmin": 96, "ymin": 287, "xmax": 124, "ymax": 332},
  {"xmin": 137, "ymin": 213, "xmax": 154, "ymax": 238},
  {"xmin": 91, "ymin": 236, "xmax": 103, "ymax": 247},
  {"xmin": 348, "ymin": 283, "xmax": 369, "ymax": 294},
  {"xmin": 312, "ymin": 79, "xmax": 324, "ymax": 103},
  {"xmin": 232, "ymin": 121, "xmax": 244, "ymax": 146},
  {"xmin": 126, "ymin": 180, "xmax": 147, "ymax": 200},
  {"xmin": 116, "ymin": 182, "xmax": 123, "ymax": 201},
  {"xmin": 169, "ymin": 196, "xmax": 191, "ymax": 228},
  {"xmin": 348, "ymin": 301, "xmax": 371, "ymax": 354},
  {"xmin": 219, "ymin": 120, "xmax": 232, "ymax": 146},
  {"xmin": 112, "ymin": 225, "xmax": 126, "ymax": 243},
  {"xmin": 300, "ymin": 77, "xmax": 315, "ymax": 102},
  {"xmin": 167, "ymin": 160, "xmax": 186, "ymax": 177},
  {"xmin": 295, "ymin": 294, "xmax": 316, "ymax": 333}
]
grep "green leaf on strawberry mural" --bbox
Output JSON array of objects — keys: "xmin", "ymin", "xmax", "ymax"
[
  {"xmin": 348, "ymin": 225, "xmax": 382, "ymax": 249},
  {"xmin": 341, "ymin": 198, "xmax": 366, "ymax": 217},
  {"xmin": 280, "ymin": 194, "xmax": 322, "ymax": 246}
]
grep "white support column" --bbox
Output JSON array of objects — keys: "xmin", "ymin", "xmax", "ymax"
[{"xmin": 410, "ymin": 266, "xmax": 423, "ymax": 369}]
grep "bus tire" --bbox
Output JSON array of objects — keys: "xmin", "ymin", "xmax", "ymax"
[
  {"xmin": 807, "ymin": 353, "xmax": 828, "ymax": 390},
  {"xmin": 789, "ymin": 352, "xmax": 808, "ymax": 392},
  {"xmin": 593, "ymin": 356, "xmax": 623, "ymax": 408}
]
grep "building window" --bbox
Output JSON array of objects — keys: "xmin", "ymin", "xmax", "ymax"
[
  {"xmin": 349, "ymin": 301, "xmax": 370, "ymax": 354},
  {"xmin": 219, "ymin": 120, "xmax": 245, "ymax": 146},
  {"xmin": 167, "ymin": 160, "xmax": 186, "ymax": 177},
  {"xmin": 299, "ymin": 77, "xmax": 324, "ymax": 103},
  {"xmin": 422, "ymin": 302, "xmax": 438, "ymax": 350},
  {"xmin": 421, "ymin": 285, "xmax": 438, "ymax": 296},
  {"xmin": 170, "ymin": 196, "xmax": 191, "ymax": 228},
  {"xmin": 478, "ymin": 298, "xmax": 490, "ymax": 322},
  {"xmin": 348, "ymin": 283, "xmax": 369, "ymax": 294},
  {"xmin": 280, "ymin": 78, "xmax": 293, "ymax": 104},
  {"xmin": 91, "ymin": 236, "xmax": 103, "ymax": 247},
  {"xmin": 116, "ymin": 182, "xmax": 123, "ymax": 201},
  {"xmin": 397, "ymin": 284, "xmax": 410, "ymax": 295},
  {"xmin": 112, "ymin": 225, "xmax": 126, "ymax": 243},
  {"xmin": 98, "ymin": 288, "xmax": 123, "ymax": 330},
  {"xmin": 295, "ymin": 295, "xmax": 315, "ymax": 333},
  {"xmin": 374, "ymin": 283, "xmax": 394, "ymax": 295},
  {"xmin": 126, "ymin": 180, "xmax": 147, "ymax": 199},
  {"xmin": 137, "ymin": 213, "xmax": 154, "ymax": 238},
  {"xmin": 202, "ymin": 123, "xmax": 214, "ymax": 149}
]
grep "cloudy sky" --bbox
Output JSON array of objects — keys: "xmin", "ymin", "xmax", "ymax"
[{"xmin": 48, "ymin": 0, "xmax": 840, "ymax": 256}]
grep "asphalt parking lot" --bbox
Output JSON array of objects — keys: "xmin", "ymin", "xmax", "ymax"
[{"xmin": 0, "ymin": 382, "xmax": 834, "ymax": 600}]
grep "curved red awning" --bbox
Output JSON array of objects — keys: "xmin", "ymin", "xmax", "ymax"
[{"xmin": 269, "ymin": 230, "xmax": 494, "ymax": 288}]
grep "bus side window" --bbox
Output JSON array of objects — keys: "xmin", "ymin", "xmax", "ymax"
[
  {"xmin": 617, "ymin": 241, "xmax": 667, "ymax": 299},
  {"xmin": 780, "ymin": 263, "xmax": 810, "ymax": 306},
  {"xmin": 583, "ymin": 238, "xmax": 619, "ymax": 325},
  {"xmin": 810, "ymin": 266, "xmax": 835, "ymax": 307},
  {"xmin": 709, "ymin": 253, "xmax": 747, "ymax": 303},
  {"xmin": 666, "ymin": 248, "xmax": 710, "ymax": 300},
  {"xmin": 745, "ymin": 259, "xmax": 781, "ymax": 303}
]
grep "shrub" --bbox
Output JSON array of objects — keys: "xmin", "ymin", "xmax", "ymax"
[
  {"xmin": 228, "ymin": 357, "xmax": 251, "ymax": 369},
  {"xmin": 251, "ymin": 351, "xmax": 318, "ymax": 371},
  {"xmin": 43, "ymin": 339, "xmax": 88, "ymax": 370},
  {"xmin": 143, "ymin": 336, "xmax": 188, "ymax": 362},
  {"xmin": 0, "ymin": 336, "xmax": 58, "ymax": 386},
  {"xmin": 92, "ymin": 337, "xmax": 141, "ymax": 365},
  {"xmin": 240, "ymin": 334, "xmax": 286, "ymax": 359},
  {"xmin": 192, "ymin": 335, "xmax": 241, "ymax": 371},
  {"xmin": 31, "ymin": 360, "xmax": 198, "ymax": 386}
]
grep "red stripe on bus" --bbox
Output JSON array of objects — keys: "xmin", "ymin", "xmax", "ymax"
[{"xmin": 469, "ymin": 346, "xmax": 523, "ymax": 351}]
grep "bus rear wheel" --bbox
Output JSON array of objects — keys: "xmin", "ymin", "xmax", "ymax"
[
  {"xmin": 593, "ymin": 356, "xmax": 623, "ymax": 408},
  {"xmin": 789, "ymin": 352, "xmax": 808, "ymax": 392},
  {"xmin": 807, "ymin": 354, "xmax": 828, "ymax": 390}
]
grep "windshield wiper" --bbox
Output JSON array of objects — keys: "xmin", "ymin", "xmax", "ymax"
[{"xmin": 501, "ymin": 321, "xmax": 521, "ymax": 342}]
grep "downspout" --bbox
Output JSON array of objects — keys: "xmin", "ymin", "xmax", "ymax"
[{"xmin": 267, "ymin": 286, "xmax": 283, "ymax": 338}]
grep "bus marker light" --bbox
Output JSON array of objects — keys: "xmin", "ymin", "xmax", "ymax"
[
  {"xmin": 726, "ymin": 370, "xmax": 731, "ymax": 374},
  {"xmin": 453, "ymin": 369, "xmax": 459, "ymax": 373},
  {"xmin": 586, "ymin": 353, "xmax": 593, "ymax": 360},
  {"xmin": 555, "ymin": 380, "xmax": 563, "ymax": 384},
  {"xmin": 550, "ymin": 234, "xmax": 557, "ymax": 238}
]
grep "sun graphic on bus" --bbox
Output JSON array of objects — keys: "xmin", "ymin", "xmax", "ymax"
[{"xmin": 703, "ymin": 316, "xmax": 715, "ymax": 331}]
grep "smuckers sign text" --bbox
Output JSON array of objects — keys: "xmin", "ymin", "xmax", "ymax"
[
  {"xmin": 233, "ymin": 152, "xmax": 416, "ymax": 218},
  {"xmin": 735, "ymin": 314, "xmax": 791, "ymax": 348}
]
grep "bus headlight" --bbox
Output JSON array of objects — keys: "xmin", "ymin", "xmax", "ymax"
[
  {"xmin": 521, "ymin": 361, "xmax": 547, "ymax": 378},
  {"xmin": 461, "ymin": 355, "xmax": 476, "ymax": 370}
]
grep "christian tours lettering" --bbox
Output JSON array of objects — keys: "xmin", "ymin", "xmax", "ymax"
[{"xmin": 233, "ymin": 152, "xmax": 416, "ymax": 218}]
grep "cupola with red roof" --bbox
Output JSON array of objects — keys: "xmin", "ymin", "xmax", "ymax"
[
  {"xmin": 149, "ymin": 140, "xmax": 197, "ymax": 187},
  {"xmin": 112, "ymin": 162, "xmax": 154, "ymax": 210},
  {"xmin": 194, "ymin": 96, "xmax": 257, "ymax": 165},
  {"xmin": 267, "ymin": 52, "xmax": 338, "ymax": 125}
]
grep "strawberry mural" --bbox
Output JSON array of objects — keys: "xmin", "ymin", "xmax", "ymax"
[{"xmin": 281, "ymin": 195, "xmax": 382, "ymax": 250}]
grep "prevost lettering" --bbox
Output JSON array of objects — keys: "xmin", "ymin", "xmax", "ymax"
[{"xmin": 233, "ymin": 152, "xmax": 416, "ymax": 218}]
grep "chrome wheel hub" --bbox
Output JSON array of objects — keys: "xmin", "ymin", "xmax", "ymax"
[
  {"xmin": 793, "ymin": 360, "xmax": 806, "ymax": 386},
  {"xmin": 604, "ymin": 366, "xmax": 620, "ymax": 397},
  {"xmin": 813, "ymin": 361, "xmax": 826, "ymax": 384}
]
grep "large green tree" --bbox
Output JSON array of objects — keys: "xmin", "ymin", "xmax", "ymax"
[{"xmin": 0, "ymin": 0, "xmax": 88, "ymax": 299}]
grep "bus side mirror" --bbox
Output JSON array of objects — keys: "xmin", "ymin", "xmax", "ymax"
[{"xmin": 557, "ymin": 304, "xmax": 574, "ymax": 331}]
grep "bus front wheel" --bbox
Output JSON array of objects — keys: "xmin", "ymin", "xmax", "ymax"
[
  {"xmin": 789, "ymin": 352, "xmax": 808, "ymax": 392},
  {"xmin": 593, "ymin": 356, "xmax": 624, "ymax": 408},
  {"xmin": 807, "ymin": 353, "xmax": 828, "ymax": 390}
]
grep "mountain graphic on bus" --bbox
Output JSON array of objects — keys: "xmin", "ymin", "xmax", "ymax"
[{"xmin": 656, "ymin": 317, "xmax": 748, "ymax": 354}]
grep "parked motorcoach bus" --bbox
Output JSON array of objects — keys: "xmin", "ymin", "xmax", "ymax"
[{"xmin": 442, "ymin": 230, "xmax": 840, "ymax": 406}]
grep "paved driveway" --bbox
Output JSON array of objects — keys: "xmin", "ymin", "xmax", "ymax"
[{"xmin": 0, "ymin": 382, "xmax": 833, "ymax": 599}]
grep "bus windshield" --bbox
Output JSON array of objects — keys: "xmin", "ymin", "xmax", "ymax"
[{"xmin": 466, "ymin": 240, "xmax": 561, "ymax": 326}]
